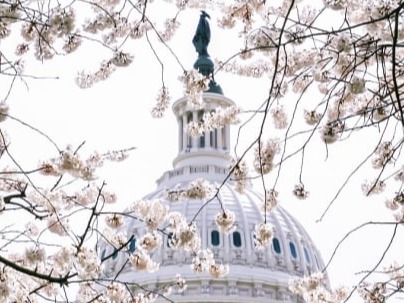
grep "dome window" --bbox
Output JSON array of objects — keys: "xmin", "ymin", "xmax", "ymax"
[
  {"xmin": 304, "ymin": 247, "xmax": 311, "ymax": 264},
  {"xmin": 129, "ymin": 237, "xmax": 137, "ymax": 253},
  {"xmin": 289, "ymin": 242, "xmax": 297, "ymax": 259},
  {"xmin": 112, "ymin": 249, "xmax": 118, "ymax": 260},
  {"xmin": 211, "ymin": 230, "xmax": 220, "ymax": 246},
  {"xmin": 232, "ymin": 231, "xmax": 242, "ymax": 248},
  {"xmin": 272, "ymin": 237, "xmax": 282, "ymax": 254}
]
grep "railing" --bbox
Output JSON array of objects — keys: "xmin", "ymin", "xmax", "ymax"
[{"xmin": 157, "ymin": 164, "xmax": 229, "ymax": 186}]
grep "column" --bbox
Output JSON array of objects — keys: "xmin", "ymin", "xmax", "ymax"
[
  {"xmin": 192, "ymin": 111, "xmax": 198, "ymax": 150},
  {"xmin": 182, "ymin": 114, "xmax": 187, "ymax": 151},
  {"xmin": 225, "ymin": 125, "xmax": 230, "ymax": 151},
  {"xmin": 217, "ymin": 127, "xmax": 222, "ymax": 150},
  {"xmin": 178, "ymin": 117, "xmax": 182, "ymax": 152},
  {"xmin": 205, "ymin": 131, "xmax": 211, "ymax": 148}
]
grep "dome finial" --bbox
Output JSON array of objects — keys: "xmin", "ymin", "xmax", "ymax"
[
  {"xmin": 192, "ymin": 10, "xmax": 211, "ymax": 57},
  {"xmin": 192, "ymin": 11, "xmax": 223, "ymax": 94}
]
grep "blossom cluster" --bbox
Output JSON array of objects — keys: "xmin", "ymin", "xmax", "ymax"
[
  {"xmin": 166, "ymin": 178, "xmax": 213, "ymax": 202},
  {"xmin": 289, "ymin": 272, "xmax": 349, "ymax": 303},
  {"xmin": 229, "ymin": 157, "xmax": 250, "ymax": 194},
  {"xmin": 129, "ymin": 248, "xmax": 159, "ymax": 272},
  {"xmin": 151, "ymin": 86, "xmax": 171, "ymax": 118},
  {"xmin": 271, "ymin": 105, "xmax": 288, "ymax": 129},
  {"xmin": 76, "ymin": 52, "xmax": 133, "ymax": 89},
  {"xmin": 191, "ymin": 249, "xmax": 229, "ymax": 278},
  {"xmin": 253, "ymin": 139, "xmax": 280, "ymax": 175},
  {"xmin": 361, "ymin": 179, "xmax": 386, "ymax": 196},
  {"xmin": 166, "ymin": 213, "xmax": 201, "ymax": 252},
  {"xmin": 214, "ymin": 209, "xmax": 236, "ymax": 234},
  {"xmin": 293, "ymin": 184, "xmax": 310, "ymax": 200},
  {"xmin": 179, "ymin": 69, "xmax": 210, "ymax": 108},
  {"xmin": 186, "ymin": 106, "xmax": 241, "ymax": 137},
  {"xmin": 384, "ymin": 191, "xmax": 404, "ymax": 222},
  {"xmin": 39, "ymin": 145, "xmax": 132, "ymax": 180},
  {"xmin": 358, "ymin": 281, "xmax": 387, "ymax": 303},
  {"xmin": 253, "ymin": 222, "xmax": 273, "ymax": 250},
  {"xmin": 131, "ymin": 199, "xmax": 168, "ymax": 230},
  {"xmin": 372, "ymin": 141, "xmax": 394, "ymax": 169},
  {"xmin": 262, "ymin": 189, "xmax": 279, "ymax": 213}
]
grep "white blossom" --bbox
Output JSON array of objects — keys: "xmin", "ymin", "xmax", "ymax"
[
  {"xmin": 209, "ymin": 263, "xmax": 229, "ymax": 278},
  {"xmin": 187, "ymin": 178, "xmax": 213, "ymax": 200},
  {"xmin": 105, "ymin": 214, "xmax": 124, "ymax": 228},
  {"xmin": 24, "ymin": 246, "xmax": 46, "ymax": 265},
  {"xmin": 132, "ymin": 199, "xmax": 168, "ymax": 230},
  {"xmin": 47, "ymin": 214, "xmax": 69, "ymax": 236},
  {"xmin": 304, "ymin": 109, "xmax": 322, "ymax": 125},
  {"xmin": 230, "ymin": 157, "xmax": 249, "ymax": 194},
  {"xmin": 105, "ymin": 282, "xmax": 127, "ymax": 303},
  {"xmin": 262, "ymin": 189, "xmax": 279, "ymax": 213},
  {"xmin": 192, "ymin": 249, "xmax": 215, "ymax": 273},
  {"xmin": 53, "ymin": 246, "xmax": 74, "ymax": 275},
  {"xmin": 271, "ymin": 105, "xmax": 288, "ymax": 129},
  {"xmin": 214, "ymin": 209, "xmax": 236, "ymax": 234},
  {"xmin": 76, "ymin": 247, "xmax": 101, "ymax": 279},
  {"xmin": 361, "ymin": 179, "xmax": 386, "ymax": 196},
  {"xmin": 192, "ymin": 249, "xmax": 229, "ymax": 278},
  {"xmin": 372, "ymin": 141, "xmax": 394, "ymax": 169},
  {"xmin": 111, "ymin": 51, "xmax": 133, "ymax": 67},
  {"xmin": 176, "ymin": 274, "xmax": 187, "ymax": 293},
  {"xmin": 152, "ymin": 87, "xmax": 171, "ymax": 118},
  {"xmin": 180, "ymin": 69, "xmax": 210, "ymax": 108},
  {"xmin": 138, "ymin": 232, "xmax": 162, "ymax": 252},
  {"xmin": 169, "ymin": 221, "xmax": 201, "ymax": 252},
  {"xmin": 160, "ymin": 18, "xmax": 180, "ymax": 41},
  {"xmin": 129, "ymin": 248, "xmax": 159, "ymax": 272},
  {"xmin": 253, "ymin": 139, "xmax": 280, "ymax": 175},
  {"xmin": 293, "ymin": 184, "xmax": 310, "ymax": 200},
  {"xmin": 321, "ymin": 120, "xmax": 344, "ymax": 144},
  {"xmin": 290, "ymin": 272, "xmax": 347, "ymax": 303},
  {"xmin": 253, "ymin": 222, "xmax": 273, "ymax": 250}
]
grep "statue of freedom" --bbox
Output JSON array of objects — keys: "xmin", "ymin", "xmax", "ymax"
[{"xmin": 192, "ymin": 11, "xmax": 211, "ymax": 57}]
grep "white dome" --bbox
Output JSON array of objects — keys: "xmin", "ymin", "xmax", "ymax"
[{"xmin": 99, "ymin": 93, "xmax": 328, "ymax": 303}]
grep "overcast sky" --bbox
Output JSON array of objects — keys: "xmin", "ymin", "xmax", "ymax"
[{"xmin": 3, "ymin": 5, "xmax": 404, "ymax": 302}]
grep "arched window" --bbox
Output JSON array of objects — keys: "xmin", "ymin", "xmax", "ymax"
[
  {"xmin": 233, "ymin": 231, "xmax": 242, "ymax": 247},
  {"xmin": 211, "ymin": 230, "xmax": 220, "ymax": 246},
  {"xmin": 272, "ymin": 237, "xmax": 282, "ymax": 254},
  {"xmin": 304, "ymin": 247, "xmax": 311, "ymax": 263},
  {"xmin": 129, "ymin": 237, "xmax": 137, "ymax": 253},
  {"xmin": 289, "ymin": 242, "xmax": 297, "ymax": 259},
  {"xmin": 112, "ymin": 249, "xmax": 118, "ymax": 260}
]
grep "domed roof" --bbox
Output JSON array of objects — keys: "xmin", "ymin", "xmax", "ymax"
[{"xmin": 98, "ymin": 92, "xmax": 328, "ymax": 303}]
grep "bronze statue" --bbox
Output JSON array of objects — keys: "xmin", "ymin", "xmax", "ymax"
[{"xmin": 192, "ymin": 11, "xmax": 211, "ymax": 57}]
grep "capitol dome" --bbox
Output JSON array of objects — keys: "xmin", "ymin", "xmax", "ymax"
[{"xmin": 98, "ymin": 12, "xmax": 328, "ymax": 303}]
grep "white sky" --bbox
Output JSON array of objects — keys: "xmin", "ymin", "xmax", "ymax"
[{"xmin": 2, "ymin": 4, "xmax": 403, "ymax": 302}]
